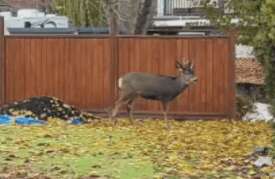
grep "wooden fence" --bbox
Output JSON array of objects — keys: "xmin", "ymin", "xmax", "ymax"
[
  {"xmin": 0, "ymin": 28, "xmax": 235, "ymax": 119},
  {"xmin": 117, "ymin": 37, "xmax": 235, "ymax": 117}
]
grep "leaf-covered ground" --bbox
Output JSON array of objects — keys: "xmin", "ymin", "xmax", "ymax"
[{"xmin": 0, "ymin": 119, "xmax": 273, "ymax": 179}]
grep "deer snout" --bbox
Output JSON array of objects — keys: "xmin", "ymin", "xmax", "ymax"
[{"xmin": 190, "ymin": 77, "xmax": 198, "ymax": 84}]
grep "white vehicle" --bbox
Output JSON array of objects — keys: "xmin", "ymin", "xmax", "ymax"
[{"xmin": 0, "ymin": 9, "xmax": 69, "ymax": 29}]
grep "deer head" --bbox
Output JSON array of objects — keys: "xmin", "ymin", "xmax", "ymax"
[{"xmin": 176, "ymin": 60, "xmax": 198, "ymax": 85}]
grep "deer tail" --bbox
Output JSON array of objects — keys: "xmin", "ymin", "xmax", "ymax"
[{"xmin": 118, "ymin": 77, "xmax": 123, "ymax": 89}]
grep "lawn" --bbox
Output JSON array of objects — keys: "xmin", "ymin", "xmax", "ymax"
[{"xmin": 0, "ymin": 118, "xmax": 273, "ymax": 178}]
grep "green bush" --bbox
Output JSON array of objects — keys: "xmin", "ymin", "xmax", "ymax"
[
  {"xmin": 205, "ymin": 0, "xmax": 275, "ymax": 116},
  {"xmin": 236, "ymin": 95, "xmax": 254, "ymax": 119}
]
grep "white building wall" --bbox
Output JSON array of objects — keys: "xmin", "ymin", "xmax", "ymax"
[
  {"xmin": 157, "ymin": 0, "xmax": 164, "ymax": 16},
  {"xmin": 235, "ymin": 44, "xmax": 255, "ymax": 59}
]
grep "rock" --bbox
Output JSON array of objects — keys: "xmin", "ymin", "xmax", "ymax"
[{"xmin": 254, "ymin": 156, "xmax": 273, "ymax": 168}]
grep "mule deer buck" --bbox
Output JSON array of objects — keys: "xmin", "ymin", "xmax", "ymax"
[{"xmin": 110, "ymin": 60, "xmax": 198, "ymax": 125}]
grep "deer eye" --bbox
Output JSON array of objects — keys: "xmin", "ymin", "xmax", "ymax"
[{"xmin": 184, "ymin": 69, "xmax": 192, "ymax": 75}]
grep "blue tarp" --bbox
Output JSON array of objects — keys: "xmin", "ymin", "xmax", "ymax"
[
  {"xmin": 0, "ymin": 115, "xmax": 13, "ymax": 125},
  {"xmin": 0, "ymin": 115, "xmax": 46, "ymax": 125},
  {"xmin": 15, "ymin": 117, "xmax": 46, "ymax": 125},
  {"xmin": 70, "ymin": 118, "xmax": 84, "ymax": 125},
  {"xmin": 0, "ymin": 115, "xmax": 85, "ymax": 125}
]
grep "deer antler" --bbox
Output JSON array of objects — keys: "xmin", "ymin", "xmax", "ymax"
[{"xmin": 181, "ymin": 58, "xmax": 190, "ymax": 68}]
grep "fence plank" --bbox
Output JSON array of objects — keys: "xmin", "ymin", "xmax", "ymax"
[
  {"xmin": 177, "ymin": 39, "xmax": 190, "ymax": 112},
  {"xmin": 205, "ymin": 39, "xmax": 214, "ymax": 113},
  {"xmin": 0, "ymin": 17, "xmax": 4, "ymax": 106}
]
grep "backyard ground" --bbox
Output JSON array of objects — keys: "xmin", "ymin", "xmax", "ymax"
[{"xmin": 0, "ymin": 118, "xmax": 274, "ymax": 179}]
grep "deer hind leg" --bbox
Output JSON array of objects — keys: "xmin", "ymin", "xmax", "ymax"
[
  {"xmin": 126, "ymin": 99, "xmax": 135, "ymax": 124},
  {"xmin": 111, "ymin": 92, "xmax": 136, "ymax": 124}
]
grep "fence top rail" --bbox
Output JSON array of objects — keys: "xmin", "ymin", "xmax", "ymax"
[
  {"xmin": 4, "ymin": 34, "xmax": 111, "ymax": 39},
  {"xmin": 4, "ymin": 34, "xmax": 229, "ymax": 39},
  {"xmin": 118, "ymin": 35, "xmax": 229, "ymax": 39}
]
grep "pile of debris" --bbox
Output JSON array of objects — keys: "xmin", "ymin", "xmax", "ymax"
[{"xmin": 0, "ymin": 96, "xmax": 98, "ymax": 123}]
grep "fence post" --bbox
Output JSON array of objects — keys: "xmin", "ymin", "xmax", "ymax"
[
  {"xmin": 0, "ymin": 16, "xmax": 5, "ymax": 106},
  {"xmin": 228, "ymin": 30, "xmax": 237, "ymax": 118},
  {"xmin": 109, "ymin": 9, "xmax": 119, "ymax": 105}
]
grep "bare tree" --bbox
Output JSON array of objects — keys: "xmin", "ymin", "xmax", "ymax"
[
  {"xmin": 134, "ymin": 0, "xmax": 156, "ymax": 34},
  {"xmin": 102, "ymin": 0, "xmax": 120, "ymax": 34},
  {"xmin": 103, "ymin": 0, "xmax": 156, "ymax": 34},
  {"xmin": 118, "ymin": 0, "xmax": 140, "ymax": 34}
]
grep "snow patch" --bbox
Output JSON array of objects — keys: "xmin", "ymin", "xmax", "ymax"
[
  {"xmin": 243, "ymin": 103, "xmax": 274, "ymax": 122},
  {"xmin": 254, "ymin": 156, "xmax": 273, "ymax": 168}
]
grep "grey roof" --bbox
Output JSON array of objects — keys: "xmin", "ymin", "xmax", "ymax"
[
  {"xmin": 7, "ymin": 27, "xmax": 127, "ymax": 35},
  {"xmin": 8, "ymin": 28, "xmax": 76, "ymax": 34}
]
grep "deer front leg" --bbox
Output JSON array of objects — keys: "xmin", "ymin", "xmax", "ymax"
[
  {"xmin": 111, "ymin": 100, "xmax": 124, "ymax": 124},
  {"xmin": 111, "ymin": 92, "xmax": 135, "ymax": 124}
]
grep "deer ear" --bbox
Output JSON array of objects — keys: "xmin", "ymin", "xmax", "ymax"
[{"xmin": 190, "ymin": 63, "xmax": 194, "ymax": 70}]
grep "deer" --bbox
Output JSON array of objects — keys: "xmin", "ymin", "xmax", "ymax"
[{"xmin": 110, "ymin": 60, "xmax": 198, "ymax": 126}]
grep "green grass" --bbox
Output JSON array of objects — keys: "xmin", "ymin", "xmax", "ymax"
[
  {"xmin": 0, "ymin": 119, "xmax": 273, "ymax": 178},
  {"xmin": 0, "ymin": 121, "xmax": 155, "ymax": 179},
  {"xmin": 271, "ymin": 122, "xmax": 275, "ymax": 158}
]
